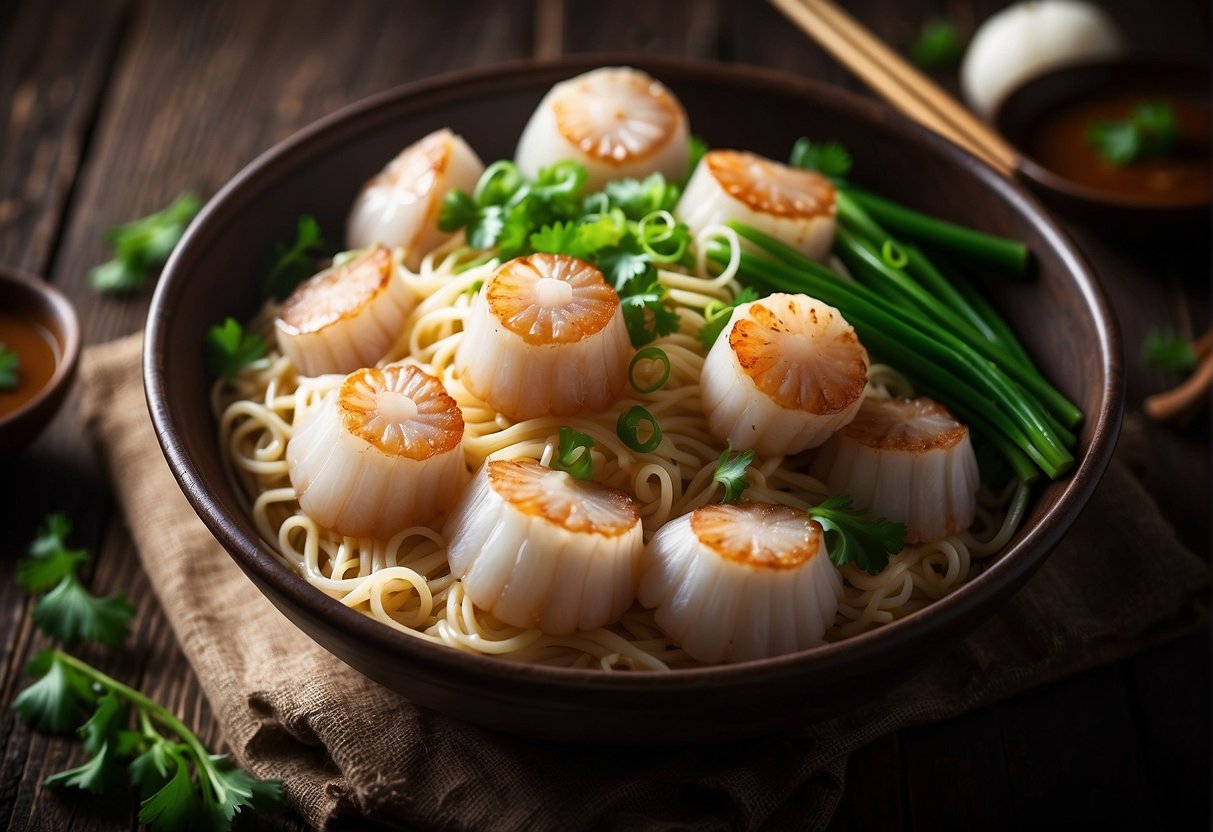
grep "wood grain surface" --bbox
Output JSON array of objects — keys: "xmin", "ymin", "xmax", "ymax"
[{"xmin": 0, "ymin": 0, "xmax": 1207, "ymax": 829}]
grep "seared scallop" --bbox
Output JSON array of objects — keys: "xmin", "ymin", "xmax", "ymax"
[
  {"xmin": 444, "ymin": 459, "xmax": 644, "ymax": 634},
  {"xmin": 700, "ymin": 293, "xmax": 869, "ymax": 457},
  {"xmin": 514, "ymin": 67, "xmax": 690, "ymax": 191},
  {"xmin": 287, "ymin": 363, "xmax": 465, "ymax": 540},
  {"xmin": 809, "ymin": 396, "xmax": 980, "ymax": 543},
  {"xmin": 638, "ymin": 503, "xmax": 842, "ymax": 663}
]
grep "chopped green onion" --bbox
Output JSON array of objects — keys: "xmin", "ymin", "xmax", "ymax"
[
  {"xmin": 616, "ymin": 406, "xmax": 663, "ymax": 453},
  {"xmin": 628, "ymin": 347, "xmax": 672, "ymax": 393},
  {"xmin": 880, "ymin": 239, "xmax": 909, "ymax": 270},
  {"xmin": 551, "ymin": 427, "xmax": 595, "ymax": 481}
]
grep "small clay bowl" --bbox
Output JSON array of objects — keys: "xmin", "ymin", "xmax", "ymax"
[
  {"xmin": 0, "ymin": 268, "xmax": 81, "ymax": 454},
  {"xmin": 995, "ymin": 59, "xmax": 1211, "ymax": 232}
]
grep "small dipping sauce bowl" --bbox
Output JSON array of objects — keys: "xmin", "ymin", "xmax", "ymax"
[
  {"xmin": 994, "ymin": 59, "xmax": 1211, "ymax": 231},
  {"xmin": 0, "ymin": 267, "xmax": 81, "ymax": 454}
]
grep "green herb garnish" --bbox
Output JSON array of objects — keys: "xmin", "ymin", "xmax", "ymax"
[
  {"xmin": 908, "ymin": 19, "xmax": 967, "ymax": 69},
  {"xmin": 697, "ymin": 286, "xmax": 758, "ymax": 351},
  {"xmin": 89, "ymin": 194, "xmax": 201, "ymax": 293},
  {"xmin": 15, "ymin": 650, "xmax": 283, "ymax": 830},
  {"xmin": 439, "ymin": 160, "xmax": 690, "ymax": 347},
  {"xmin": 789, "ymin": 138, "xmax": 853, "ymax": 179},
  {"xmin": 0, "ymin": 343, "xmax": 18, "ymax": 390},
  {"xmin": 616, "ymin": 405, "xmax": 663, "ymax": 453},
  {"xmin": 1143, "ymin": 329, "xmax": 1197, "ymax": 373},
  {"xmin": 807, "ymin": 495, "xmax": 906, "ymax": 575},
  {"xmin": 551, "ymin": 427, "xmax": 595, "ymax": 481},
  {"xmin": 204, "ymin": 317, "xmax": 266, "ymax": 380},
  {"xmin": 17, "ymin": 513, "xmax": 133, "ymax": 648},
  {"xmin": 13, "ymin": 515, "xmax": 283, "ymax": 829},
  {"xmin": 1088, "ymin": 101, "xmax": 1179, "ymax": 166},
  {"xmin": 712, "ymin": 442, "xmax": 755, "ymax": 504},
  {"xmin": 263, "ymin": 215, "xmax": 330, "ymax": 300},
  {"xmin": 628, "ymin": 347, "xmax": 672, "ymax": 393}
]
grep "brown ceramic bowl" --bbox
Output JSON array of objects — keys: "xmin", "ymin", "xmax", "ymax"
[
  {"xmin": 0, "ymin": 267, "xmax": 80, "ymax": 455},
  {"xmin": 995, "ymin": 59, "xmax": 1211, "ymax": 232},
  {"xmin": 145, "ymin": 57, "xmax": 1122, "ymax": 743}
]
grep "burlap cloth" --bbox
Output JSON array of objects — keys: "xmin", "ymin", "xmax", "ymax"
[{"xmin": 80, "ymin": 332, "xmax": 1208, "ymax": 831}]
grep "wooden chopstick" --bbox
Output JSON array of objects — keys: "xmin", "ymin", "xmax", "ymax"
[
  {"xmin": 1144, "ymin": 331, "xmax": 1212, "ymax": 425},
  {"xmin": 769, "ymin": 0, "xmax": 1021, "ymax": 177}
]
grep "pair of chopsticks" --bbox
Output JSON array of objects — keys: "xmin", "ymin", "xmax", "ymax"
[{"xmin": 769, "ymin": 0, "xmax": 1020, "ymax": 176}]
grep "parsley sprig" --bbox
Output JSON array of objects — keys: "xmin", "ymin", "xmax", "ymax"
[
  {"xmin": 439, "ymin": 159, "xmax": 692, "ymax": 346},
  {"xmin": 1088, "ymin": 101, "xmax": 1179, "ymax": 166},
  {"xmin": 17, "ymin": 513, "xmax": 133, "ymax": 647},
  {"xmin": 908, "ymin": 19, "xmax": 967, "ymax": 69},
  {"xmin": 263, "ymin": 215, "xmax": 331, "ymax": 300},
  {"xmin": 789, "ymin": 138, "xmax": 853, "ymax": 179},
  {"xmin": 89, "ymin": 194, "xmax": 201, "ymax": 293},
  {"xmin": 712, "ymin": 442, "xmax": 755, "ymax": 504},
  {"xmin": 808, "ymin": 495, "xmax": 906, "ymax": 575},
  {"xmin": 13, "ymin": 514, "xmax": 283, "ymax": 830},
  {"xmin": 0, "ymin": 343, "xmax": 18, "ymax": 390},
  {"xmin": 16, "ymin": 649, "xmax": 283, "ymax": 829},
  {"xmin": 1143, "ymin": 329, "xmax": 1198, "ymax": 373},
  {"xmin": 204, "ymin": 317, "xmax": 267, "ymax": 380}
]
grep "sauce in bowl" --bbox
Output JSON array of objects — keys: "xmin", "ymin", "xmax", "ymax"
[
  {"xmin": 1028, "ymin": 92, "xmax": 1211, "ymax": 205},
  {"xmin": 0, "ymin": 313, "xmax": 62, "ymax": 420}
]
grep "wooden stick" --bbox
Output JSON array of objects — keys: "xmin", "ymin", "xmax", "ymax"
[{"xmin": 769, "ymin": 0, "xmax": 1021, "ymax": 176}]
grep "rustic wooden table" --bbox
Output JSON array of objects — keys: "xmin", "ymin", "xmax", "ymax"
[{"xmin": 1, "ymin": 1, "xmax": 1208, "ymax": 829}]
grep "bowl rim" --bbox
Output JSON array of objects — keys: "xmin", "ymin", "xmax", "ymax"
[
  {"xmin": 0, "ymin": 265, "xmax": 81, "ymax": 429},
  {"xmin": 145, "ymin": 54, "xmax": 1124, "ymax": 692},
  {"xmin": 995, "ymin": 57, "xmax": 1212, "ymax": 212}
]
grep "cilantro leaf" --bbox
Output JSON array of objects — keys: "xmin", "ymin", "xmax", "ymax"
[
  {"xmin": 808, "ymin": 495, "xmax": 905, "ymax": 575},
  {"xmin": 89, "ymin": 193, "xmax": 201, "ymax": 293},
  {"xmin": 19, "ymin": 513, "xmax": 89, "ymax": 592},
  {"xmin": 1143, "ymin": 329, "xmax": 1198, "ymax": 373},
  {"xmin": 263, "ymin": 215, "xmax": 329, "ymax": 300},
  {"xmin": 13, "ymin": 650, "xmax": 96, "ymax": 734},
  {"xmin": 530, "ymin": 217, "xmax": 624, "ymax": 262},
  {"xmin": 248, "ymin": 777, "xmax": 285, "ymax": 814},
  {"xmin": 0, "ymin": 343, "xmax": 18, "ymax": 390},
  {"xmin": 550, "ymin": 427, "xmax": 595, "ymax": 481},
  {"xmin": 45, "ymin": 742, "xmax": 119, "ymax": 794},
  {"xmin": 204, "ymin": 318, "xmax": 266, "ymax": 380},
  {"xmin": 713, "ymin": 442, "xmax": 755, "ymax": 503},
  {"xmin": 1089, "ymin": 101, "xmax": 1179, "ymax": 166},
  {"xmin": 438, "ymin": 189, "xmax": 478, "ymax": 232},
  {"xmin": 30, "ymin": 512, "xmax": 73, "ymax": 557},
  {"xmin": 789, "ymin": 138, "xmax": 853, "ymax": 179},
  {"xmin": 203, "ymin": 757, "xmax": 259, "ymax": 822},
  {"xmin": 698, "ymin": 286, "xmax": 758, "ymax": 351},
  {"xmin": 139, "ymin": 751, "xmax": 203, "ymax": 832},
  {"xmin": 618, "ymin": 268, "xmax": 679, "ymax": 348},
  {"xmin": 130, "ymin": 740, "xmax": 177, "ymax": 799},
  {"xmin": 33, "ymin": 577, "xmax": 134, "ymax": 648},
  {"xmin": 602, "ymin": 173, "xmax": 680, "ymax": 220},
  {"xmin": 908, "ymin": 19, "xmax": 967, "ymax": 69},
  {"xmin": 597, "ymin": 243, "xmax": 652, "ymax": 289}
]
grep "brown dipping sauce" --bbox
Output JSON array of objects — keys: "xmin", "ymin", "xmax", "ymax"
[
  {"xmin": 0, "ymin": 313, "xmax": 61, "ymax": 420},
  {"xmin": 1029, "ymin": 92, "xmax": 1211, "ymax": 204}
]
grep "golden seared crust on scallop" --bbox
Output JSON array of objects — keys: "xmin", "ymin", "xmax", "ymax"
[
  {"xmin": 704, "ymin": 150, "xmax": 835, "ymax": 219},
  {"xmin": 338, "ymin": 364, "xmax": 463, "ymax": 458},
  {"xmin": 842, "ymin": 397, "xmax": 968, "ymax": 451},
  {"xmin": 729, "ymin": 299, "xmax": 868, "ymax": 414},
  {"xmin": 278, "ymin": 245, "xmax": 393, "ymax": 335},
  {"xmin": 486, "ymin": 254, "xmax": 619, "ymax": 345},
  {"xmin": 487, "ymin": 460, "xmax": 640, "ymax": 536},
  {"xmin": 690, "ymin": 503, "xmax": 823, "ymax": 570},
  {"xmin": 552, "ymin": 68, "xmax": 685, "ymax": 165}
]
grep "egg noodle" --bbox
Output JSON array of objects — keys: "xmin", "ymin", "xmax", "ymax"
[{"xmin": 214, "ymin": 226, "xmax": 1028, "ymax": 670}]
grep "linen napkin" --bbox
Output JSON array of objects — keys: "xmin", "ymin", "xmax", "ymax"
[{"xmin": 80, "ymin": 332, "xmax": 1208, "ymax": 831}]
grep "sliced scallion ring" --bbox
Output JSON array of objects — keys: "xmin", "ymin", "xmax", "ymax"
[
  {"xmin": 616, "ymin": 406, "xmax": 663, "ymax": 453},
  {"xmin": 628, "ymin": 347, "xmax": 672, "ymax": 393}
]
